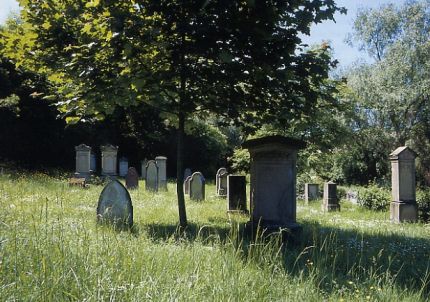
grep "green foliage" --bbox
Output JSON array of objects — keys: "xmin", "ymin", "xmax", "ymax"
[
  {"xmin": 416, "ymin": 188, "xmax": 430, "ymax": 223},
  {"xmin": 229, "ymin": 148, "xmax": 250, "ymax": 174},
  {"xmin": 357, "ymin": 185, "xmax": 390, "ymax": 211}
]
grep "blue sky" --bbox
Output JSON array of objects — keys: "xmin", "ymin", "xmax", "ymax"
[{"xmin": 0, "ymin": 0, "xmax": 406, "ymax": 68}]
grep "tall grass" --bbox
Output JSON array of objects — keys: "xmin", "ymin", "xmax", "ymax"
[{"xmin": 0, "ymin": 173, "xmax": 429, "ymax": 301}]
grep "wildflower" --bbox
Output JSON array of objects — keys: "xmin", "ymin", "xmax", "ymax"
[{"xmin": 348, "ymin": 281, "xmax": 353, "ymax": 285}]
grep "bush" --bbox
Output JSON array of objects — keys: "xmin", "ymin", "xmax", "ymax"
[
  {"xmin": 416, "ymin": 189, "xmax": 430, "ymax": 222},
  {"xmin": 357, "ymin": 185, "xmax": 390, "ymax": 211}
]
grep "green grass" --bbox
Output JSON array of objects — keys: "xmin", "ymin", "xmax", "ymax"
[{"xmin": 1, "ymin": 173, "xmax": 430, "ymax": 301}]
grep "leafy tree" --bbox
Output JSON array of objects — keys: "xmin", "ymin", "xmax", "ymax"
[{"xmin": 2, "ymin": 0, "xmax": 343, "ymax": 227}]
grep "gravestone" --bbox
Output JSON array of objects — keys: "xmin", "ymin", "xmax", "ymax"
[
  {"xmin": 145, "ymin": 160, "xmax": 158, "ymax": 192},
  {"xmin": 155, "ymin": 156, "xmax": 167, "ymax": 190},
  {"xmin": 216, "ymin": 167, "xmax": 228, "ymax": 197},
  {"xmin": 90, "ymin": 152, "xmax": 97, "ymax": 173},
  {"xmin": 184, "ymin": 175, "xmax": 192, "ymax": 195},
  {"xmin": 322, "ymin": 181, "xmax": 340, "ymax": 212},
  {"xmin": 119, "ymin": 157, "xmax": 129, "ymax": 177},
  {"xmin": 390, "ymin": 146, "xmax": 418, "ymax": 222},
  {"xmin": 227, "ymin": 175, "xmax": 247, "ymax": 212},
  {"xmin": 346, "ymin": 190, "xmax": 359, "ymax": 204},
  {"xmin": 101, "ymin": 144, "xmax": 118, "ymax": 176},
  {"xmin": 190, "ymin": 172, "xmax": 205, "ymax": 201},
  {"xmin": 243, "ymin": 136, "xmax": 305, "ymax": 232},
  {"xmin": 184, "ymin": 168, "xmax": 192, "ymax": 181},
  {"xmin": 305, "ymin": 183, "xmax": 319, "ymax": 204},
  {"xmin": 97, "ymin": 180, "xmax": 133, "ymax": 228},
  {"xmin": 125, "ymin": 167, "xmax": 139, "ymax": 190},
  {"xmin": 75, "ymin": 144, "xmax": 91, "ymax": 179},
  {"xmin": 141, "ymin": 159, "xmax": 148, "ymax": 180}
]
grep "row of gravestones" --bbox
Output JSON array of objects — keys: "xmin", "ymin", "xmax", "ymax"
[
  {"xmin": 95, "ymin": 136, "xmax": 420, "ymax": 229},
  {"xmin": 304, "ymin": 182, "xmax": 341, "ymax": 211}
]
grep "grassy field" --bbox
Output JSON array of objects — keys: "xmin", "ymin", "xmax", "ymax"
[{"xmin": 1, "ymin": 173, "xmax": 430, "ymax": 301}]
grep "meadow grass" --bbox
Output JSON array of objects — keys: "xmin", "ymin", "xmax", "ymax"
[{"xmin": 1, "ymin": 173, "xmax": 429, "ymax": 301}]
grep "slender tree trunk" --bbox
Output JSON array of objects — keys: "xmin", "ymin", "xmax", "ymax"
[{"xmin": 176, "ymin": 113, "xmax": 187, "ymax": 228}]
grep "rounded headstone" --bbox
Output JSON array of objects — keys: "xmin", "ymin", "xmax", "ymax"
[
  {"xmin": 97, "ymin": 180, "xmax": 133, "ymax": 227},
  {"xmin": 125, "ymin": 167, "xmax": 139, "ymax": 189},
  {"xmin": 190, "ymin": 172, "xmax": 205, "ymax": 201}
]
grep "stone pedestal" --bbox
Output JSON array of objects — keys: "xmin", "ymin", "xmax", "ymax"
[
  {"xmin": 101, "ymin": 145, "xmax": 118, "ymax": 176},
  {"xmin": 390, "ymin": 146, "xmax": 418, "ymax": 223},
  {"xmin": 155, "ymin": 156, "xmax": 167, "ymax": 191},
  {"xmin": 227, "ymin": 175, "xmax": 247, "ymax": 212},
  {"xmin": 322, "ymin": 181, "xmax": 340, "ymax": 212},
  {"xmin": 305, "ymin": 183, "xmax": 319, "ymax": 204},
  {"xmin": 75, "ymin": 144, "xmax": 91, "ymax": 179},
  {"xmin": 243, "ymin": 135, "xmax": 306, "ymax": 233}
]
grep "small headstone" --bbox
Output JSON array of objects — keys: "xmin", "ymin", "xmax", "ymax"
[
  {"xmin": 97, "ymin": 180, "xmax": 133, "ymax": 227},
  {"xmin": 190, "ymin": 172, "xmax": 205, "ymax": 201},
  {"xmin": 390, "ymin": 146, "xmax": 418, "ymax": 222},
  {"xmin": 216, "ymin": 167, "xmax": 228, "ymax": 197},
  {"xmin": 119, "ymin": 157, "xmax": 129, "ymax": 177},
  {"xmin": 305, "ymin": 183, "xmax": 319, "ymax": 204},
  {"xmin": 227, "ymin": 175, "xmax": 247, "ymax": 212},
  {"xmin": 322, "ymin": 181, "xmax": 340, "ymax": 212},
  {"xmin": 346, "ymin": 190, "xmax": 358, "ymax": 204},
  {"xmin": 141, "ymin": 159, "xmax": 148, "ymax": 180},
  {"xmin": 184, "ymin": 168, "xmax": 192, "ymax": 181},
  {"xmin": 125, "ymin": 167, "xmax": 139, "ymax": 190},
  {"xmin": 146, "ymin": 160, "xmax": 158, "ymax": 192},
  {"xmin": 101, "ymin": 144, "xmax": 118, "ymax": 176},
  {"xmin": 184, "ymin": 175, "xmax": 192, "ymax": 195},
  {"xmin": 90, "ymin": 152, "xmax": 97, "ymax": 173},
  {"xmin": 75, "ymin": 144, "xmax": 91, "ymax": 179},
  {"xmin": 155, "ymin": 156, "xmax": 167, "ymax": 190}
]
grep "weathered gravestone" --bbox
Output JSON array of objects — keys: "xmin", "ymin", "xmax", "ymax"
[
  {"xmin": 125, "ymin": 167, "xmax": 139, "ymax": 190},
  {"xmin": 141, "ymin": 159, "xmax": 148, "ymax": 180},
  {"xmin": 97, "ymin": 180, "xmax": 133, "ymax": 227},
  {"xmin": 90, "ymin": 152, "xmax": 97, "ymax": 173},
  {"xmin": 190, "ymin": 172, "xmax": 205, "ymax": 201},
  {"xmin": 216, "ymin": 168, "xmax": 228, "ymax": 197},
  {"xmin": 184, "ymin": 168, "xmax": 192, "ymax": 181},
  {"xmin": 243, "ymin": 136, "xmax": 305, "ymax": 233},
  {"xmin": 322, "ymin": 181, "xmax": 340, "ymax": 212},
  {"xmin": 119, "ymin": 157, "xmax": 129, "ymax": 177},
  {"xmin": 75, "ymin": 144, "xmax": 91, "ymax": 179},
  {"xmin": 101, "ymin": 144, "xmax": 118, "ymax": 176},
  {"xmin": 155, "ymin": 156, "xmax": 167, "ymax": 190},
  {"xmin": 183, "ymin": 175, "xmax": 192, "ymax": 195},
  {"xmin": 227, "ymin": 175, "xmax": 247, "ymax": 212},
  {"xmin": 145, "ymin": 160, "xmax": 158, "ymax": 192},
  {"xmin": 346, "ymin": 190, "xmax": 359, "ymax": 204},
  {"xmin": 390, "ymin": 146, "xmax": 418, "ymax": 223},
  {"xmin": 305, "ymin": 183, "xmax": 319, "ymax": 204}
]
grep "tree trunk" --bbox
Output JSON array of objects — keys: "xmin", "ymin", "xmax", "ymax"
[{"xmin": 176, "ymin": 111, "xmax": 187, "ymax": 228}]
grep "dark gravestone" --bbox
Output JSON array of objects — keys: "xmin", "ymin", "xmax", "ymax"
[
  {"xmin": 125, "ymin": 167, "xmax": 139, "ymax": 190},
  {"xmin": 227, "ymin": 175, "xmax": 247, "ymax": 212},
  {"xmin": 97, "ymin": 180, "xmax": 133, "ymax": 227},
  {"xmin": 184, "ymin": 168, "xmax": 192, "ymax": 181},
  {"xmin": 184, "ymin": 175, "xmax": 192, "ymax": 195},
  {"xmin": 146, "ymin": 160, "xmax": 158, "ymax": 192}
]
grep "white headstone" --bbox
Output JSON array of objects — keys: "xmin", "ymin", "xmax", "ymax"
[
  {"xmin": 119, "ymin": 157, "xmax": 129, "ymax": 177},
  {"xmin": 75, "ymin": 144, "xmax": 91, "ymax": 179},
  {"xmin": 155, "ymin": 156, "xmax": 167, "ymax": 190},
  {"xmin": 190, "ymin": 172, "xmax": 205, "ymax": 201},
  {"xmin": 146, "ymin": 160, "xmax": 158, "ymax": 192},
  {"xmin": 101, "ymin": 144, "xmax": 118, "ymax": 176}
]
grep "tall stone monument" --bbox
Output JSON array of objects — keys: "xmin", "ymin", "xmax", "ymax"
[
  {"xmin": 146, "ymin": 160, "xmax": 158, "ymax": 192},
  {"xmin": 227, "ymin": 175, "xmax": 247, "ymax": 212},
  {"xmin": 216, "ymin": 167, "xmax": 228, "ymax": 197},
  {"xmin": 101, "ymin": 144, "xmax": 118, "ymax": 176},
  {"xmin": 119, "ymin": 157, "xmax": 129, "ymax": 177},
  {"xmin": 155, "ymin": 156, "xmax": 167, "ymax": 191},
  {"xmin": 322, "ymin": 181, "xmax": 340, "ymax": 212},
  {"xmin": 305, "ymin": 183, "xmax": 319, "ymax": 204},
  {"xmin": 390, "ymin": 146, "xmax": 418, "ymax": 222},
  {"xmin": 190, "ymin": 172, "xmax": 205, "ymax": 201},
  {"xmin": 243, "ymin": 136, "xmax": 305, "ymax": 233},
  {"xmin": 75, "ymin": 144, "xmax": 91, "ymax": 179}
]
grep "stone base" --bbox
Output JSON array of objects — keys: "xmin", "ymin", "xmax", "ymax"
[
  {"xmin": 390, "ymin": 201, "xmax": 418, "ymax": 223},
  {"xmin": 245, "ymin": 220, "xmax": 302, "ymax": 244},
  {"xmin": 322, "ymin": 203, "xmax": 341, "ymax": 212}
]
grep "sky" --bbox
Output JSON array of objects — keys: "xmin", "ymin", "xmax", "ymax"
[{"xmin": 0, "ymin": 0, "xmax": 407, "ymax": 68}]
